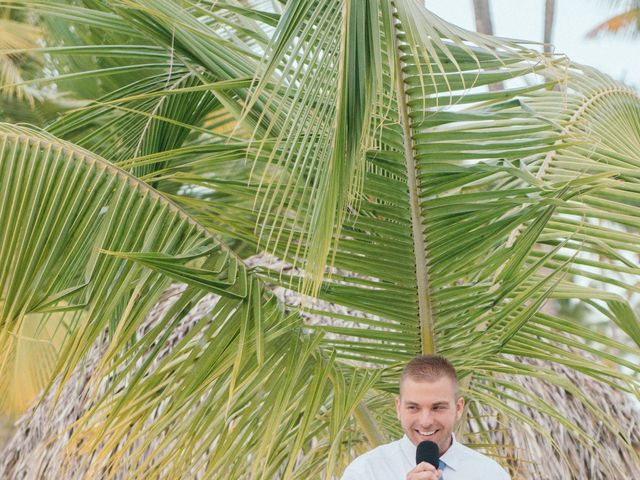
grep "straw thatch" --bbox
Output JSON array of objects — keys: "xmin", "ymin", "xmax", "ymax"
[
  {"xmin": 472, "ymin": 357, "xmax": 640, "ymax": 479},
  {"xmin": 1, "ymin": 262, "xmax": 639, "ymax": 479}
]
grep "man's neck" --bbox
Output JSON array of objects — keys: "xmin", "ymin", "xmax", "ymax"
[{"xmin": 439, "ymin": 434, "xmax": 454, "ymax": 456}]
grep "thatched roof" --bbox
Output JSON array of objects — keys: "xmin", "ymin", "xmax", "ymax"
[
  {"xmin": 473, "ymin": 357, "xmax": 640, "ymax": 478},
  {"xmin": 1, "ymin": 274, "xmax": 638, "ymax": 479},
  {"xmin": 0, "ymin": 286, "xmax": 203, "ymax": 480}
]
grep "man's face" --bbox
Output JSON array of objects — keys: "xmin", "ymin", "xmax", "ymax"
[{"xmin": 395, "ymin": 376, "xmax": 464, "ymax": 455}]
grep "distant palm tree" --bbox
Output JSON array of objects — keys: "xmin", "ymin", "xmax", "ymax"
[
  {"xmin": 587, "ymin": 0, "xmax": 640, "ymax": 38},
  {"xmin": 0, "ymin": 1, "xmax": 639, "ymax": 478},
  {"xmin": 544, "ymin": 0, "xmax": 556, "ymax": 52},
  {"xmin": 472, "ymin": 0, "xmax": 495, "ymax": 34},
  {"xmin": 472, "ymin": 0, "xmax": 503, "ymax": 90}
]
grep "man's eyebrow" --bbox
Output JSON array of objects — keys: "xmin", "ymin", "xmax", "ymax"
[{"xmin": 432, "ymin": 401, "xmax": 449, "ymax": 407}]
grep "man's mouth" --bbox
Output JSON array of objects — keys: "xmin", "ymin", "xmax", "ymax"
[{"xmin": 417, "ymin": 429, "xmax": 437, "ymax": 437}]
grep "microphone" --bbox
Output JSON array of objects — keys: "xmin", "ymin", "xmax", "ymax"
[{"xmin": 416, "ymin": 440, "xmax": 439, "ymax": 469}]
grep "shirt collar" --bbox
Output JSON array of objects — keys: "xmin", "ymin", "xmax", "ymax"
[
  {"xmin": 400, "ymin": 435, "xmax": 416, "ymax": 465},
  {"xmin": 439, "ymin": 433, "xmax": 461, "ymax": 471},
  {"xmin": 400, "ymin": 434, "xmax": 461, "ymax": 471}
]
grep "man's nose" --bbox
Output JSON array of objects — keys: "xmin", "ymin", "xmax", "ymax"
[{"xmin": 419, "ymin": 410, "xmax": 433, "ymax": 426}]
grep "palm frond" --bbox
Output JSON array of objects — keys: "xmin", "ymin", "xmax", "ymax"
[
  {"xmin": 0, "ymin": 1, "xmax": 638, "ymax": 478},
  {"xmin": 0, "ymin": 123, "xmax": 378, "ymax": 478}
]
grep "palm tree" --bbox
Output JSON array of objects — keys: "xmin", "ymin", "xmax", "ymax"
[
  {"xmin": 0, "ymin": 1, "xmax": 639, "ymax": 478},
  {"xmin": 472, "ymin": 0, "xmax": 495, "ymax": 34},
  {"xmin": 471, "ymin": 0, "xmax": 503, "ymax": 91},
  {"xmin": 587, "ymin": 0, "xmax": 640, "ymax": 38},
  {"xmin": 544, "ymin": 0, "xmax": 556, "ymax": 53}
]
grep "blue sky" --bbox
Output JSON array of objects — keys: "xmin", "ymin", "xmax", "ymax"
[{"xmin": 426, "ymin": 0, "xmax": 639, "ymax": 89}]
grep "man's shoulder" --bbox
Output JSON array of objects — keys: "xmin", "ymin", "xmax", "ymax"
[
  {"xmin": 341, "ymin": 439, "xmax": 404, "ymax": 478},
  {"xmin": 346, "ymin": 438, "xmax": 402, "ymax": 466},
  {"xmin": 454, "ymin": 442, "xmax": 510, "ymax": 477}
]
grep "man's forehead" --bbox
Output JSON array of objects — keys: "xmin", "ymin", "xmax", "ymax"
[{"xmin": 399, "ymin": 375, "xmax": 457, "ymax": 398}]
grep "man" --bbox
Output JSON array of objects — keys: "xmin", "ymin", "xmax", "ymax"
[{"xmin": 341, "ymin": 355, "xmax": 510, "ymax": 480}]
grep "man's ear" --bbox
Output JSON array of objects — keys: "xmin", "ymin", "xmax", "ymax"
[
  {"xmin": 455, "ymin": 396, "xmax": 465, "ymax": 421},
  {"xmin": 395, "ymin": 395, "xmax": 401, "ymax": 420}
]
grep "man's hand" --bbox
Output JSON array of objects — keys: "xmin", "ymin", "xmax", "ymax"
[{"xmin": 406, "ymin": 462, "xmax": 442, "ymax": 480}]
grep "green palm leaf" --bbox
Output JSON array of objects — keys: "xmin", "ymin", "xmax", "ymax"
[
  {"xmin": 0, "ymin": 122, "xmax": 379, "ymax": 478},
  {"xmin": 0, "ymin": 1, "xmax": 638, "ymax": 478}
]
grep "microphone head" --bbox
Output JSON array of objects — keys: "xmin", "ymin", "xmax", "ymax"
[{"xmin": 416, "ymin": 440, "xmax": 439, "ymax": 468}]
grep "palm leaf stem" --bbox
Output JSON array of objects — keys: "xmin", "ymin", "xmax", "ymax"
[{"xmin": 391, "ymin": 3, "xmax": 435, "ymax": 354}]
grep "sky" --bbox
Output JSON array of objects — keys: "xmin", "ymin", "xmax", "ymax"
[{"xmin": 425, "ymin": 0, "xmax": 640, "ymax": 89}]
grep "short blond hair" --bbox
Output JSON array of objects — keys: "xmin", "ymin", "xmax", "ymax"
[{"xmin": 401, "ymin": 355, "xmax": 458, "ymax": 393}]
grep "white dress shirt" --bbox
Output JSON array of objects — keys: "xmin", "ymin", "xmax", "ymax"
[{"xmin": 341, "ymin": 434, "xmax": 510, "ymax": 480}]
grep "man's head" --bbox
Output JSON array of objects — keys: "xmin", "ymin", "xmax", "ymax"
[{"xmin": 395, "ymin": 355, "xmax": 464, "ymax": 455}]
